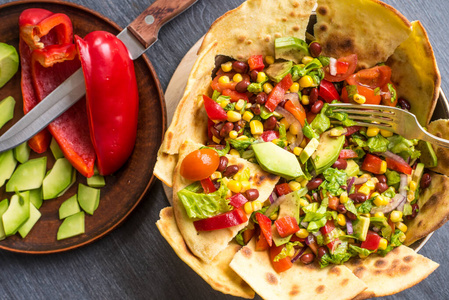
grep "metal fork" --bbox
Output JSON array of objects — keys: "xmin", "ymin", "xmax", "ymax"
[{"xmin": 328, "ymin": 103, "xmax": 449, "ymax": 149}]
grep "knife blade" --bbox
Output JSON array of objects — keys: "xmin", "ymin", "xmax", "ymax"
[{"xmin": 0, "ymin": 0, "xmax": 197, "ymax": 152}]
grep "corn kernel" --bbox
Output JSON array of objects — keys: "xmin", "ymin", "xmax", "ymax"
[
  {"xmin": 265, "ymin": 55, "xmax": 275, "ymax": 65},
  {"xmin": 374, "ymin": 212, "xmax": 385, "ymax": 218},
  {"xmin": 279, "ymin": 118, "xmax": 290, "ymax": 130},
  {"xmin": 299, "ymin": 75, "xmax": 314, "ymax": 88},
  {"xmin": 218, "ymin": 75, "xmax": 230, "ymax": 84},
  {"xmin": 270, "ymin": 212, "xmax": 278, "ymax": 220},
  {"xmin": 358, "ymin": 185, "xmax": 371, "ymax": 196},
  {"xmin": 227, "ymin": 111, "xmax": 242, "ymax": 122},
  {"xmin": 339, "ymin": 192, "xmax": 349, "ymax": 204},
  {"xmin": 288, "ymin": 181, "xmax": 302, "ymax": 191},
  {"xmin": 235, "ymin": 99, "xmax": 245, "ymax": 111},
  {"xmin": 301, "ymin": 95, "xmax": 310, "ymax": 105},
  {"xmin": 296, "ymin": 228, "xmax": 309, "ymax": 239},
  {"xmin": 366, "ymin": 126, "xmax": 380, "ymax": 137},
  {"xmin": 229, "ymin": 130, "xmax": 238, "ymax": 139},
  {"xmin": 299, "ymin": 199, "xmax": 309, "ymax": 207},
  {"xmin": 396, "ymin": 222, "xmax": 408, "ymax": 233},
  {"xmin": 245, "ymin": 103, "xmax": 252, "ymax": 109},
  {"xmin": 409, "ymin": 181, "xmax": 417, "ymax": 192},
  {"xmin": 379, "ymin": 160, "xmax": 387, "ymax": 174},
  {"xmin": 353, "ymin": 93, "xmax": 366, "ymax": 104},
  {"xmin": 257, "ymin": 72, "xmax": 267, "ymax": 83},
  {"xmin": 272, "ymin": 138, "xmax": 280, "ymax": 144},
  {"xmin": 263, "ymin": 82, "xmax": 273, "ymax": 94},
  {"xmin": 233, "ymin": 73, "xmax": 243, "ymax": 83},
  {"xmin": 212, "ymin": 136, "xmax": 221, "ymax": 144},
  {"xmin": 390, "ymin": 210, "xmax": 403, "ymax": 223},
  {"xmin": 399, "ymin": 233, "xmax": 406, "ymax": 243},
  {"xmin": 229, "ymin": 149, "xmax": 240, "ymax": 156},
  {"xmin": 300, "ymin": 138, "xmax": 307, "ymax": 148},
  {"xmin": 219, "ymin": 99, "xmax": 230, "ymax": 108},
  {"xmin": 374, "ymin": 195, "xmax": 389, "ymax": 207},
  {"xmin": 301, "ymin": 56, "xmax": 314, "ymax": 64},
  {"xmin": 211, "ymin": 171, "xmax": 222, "ymax": 180},
  {"xmin": 236, "ymin": 135, "xmax": 248, "ymax": 140},
  {"xmin": 293, "ymin": 147, "xmax": 303, "ymax": 156},
  {"xmin": 289, "ymin": 122, "xmax": 301, "ymax": 135},
  {"xmin": 407, "ymin": 190, "xmax": 415, "ymax": 202},
  {"xmin": 221, "ymin": 61, "xmax": 233, "ymax": 72},
  {"xmin": 337, "ymin": 214, "xmax": 346, "ymax": 226},
  {"xmin": 241, "ymin": 180, "xmax": 251, "ymax": 193},
  {"xmin": 300, "ymin": 179, "xmax": 309, "ymax": 187},
  {"xmin": 242, "ymin": 111, "xmax": 254, "ymax": 122},
  {"xmin": 371, "ymin": 192, "xmax": 380, "ymax": 198},
  {"xmin": 290, "ymin": 82, "xmax": 300, "ymax": 93},
  {"xmin": 252, "ymin": 200, "xmax": 263, "ymax": 212},
  {"xmin": 243, "ymin": 202, "xmax": 253, "ymax": 214},
  {"xmin": 365, "ymin": 180, "xmax": 376, "ymax": 190},
  {"xmin": 378, "ymin": 238, "xmax": 388, "ymax": 250},
  {"xmin": 286, "ymin": 132, "xmax": 296, "ymax": 145},
  {"xmin": 250, "ymin": 120, "xmax": 264, "ymax": 135},
  {"xmin": 380, "ymin": 129, "xmax": 393, "ymax": 137},
  {"xmin": 227, "ymin": 180, "xmax": 242, "ymax": 193}
]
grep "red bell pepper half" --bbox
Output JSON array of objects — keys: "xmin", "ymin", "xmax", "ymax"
[
  {"xmin": 76, "ymin": 31, "xmax": 139, "ymax": 175},
  {"xmin": 265, "ymin": 73, "xmax": 293, "ymax": 112},
  {"xmin": 275, "ymin": 216, "xmax": 299, "ymax": 237},
  {"xmin": 319, "ymin": 79, "xmax": 340, "ymax": 103},
  {"xmin": 255, "ymin": 212, "xmax": 272, "ymax": 247},
  {"xmin": 193, "ymin": 208, "xmax": 248, "ymax": 231}
]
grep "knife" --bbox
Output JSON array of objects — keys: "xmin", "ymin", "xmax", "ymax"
[{"xmin": 0, "ymin": 0, "xmax": 197, "ymax": 152}]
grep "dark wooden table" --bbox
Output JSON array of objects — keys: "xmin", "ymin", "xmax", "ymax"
[{"xmin": 0, "ymin": 0, "xmax": 448, "ymax": 299}]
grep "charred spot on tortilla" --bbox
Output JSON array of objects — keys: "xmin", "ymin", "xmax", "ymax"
[
  {"xmin": 315, "ymin": 285, "xmax": 326, "ymax": 294},
  {"xmin": 353, "ymin": 266, "xmax": 366, "ymax": 278},
  {"xmin": 265, "ymin": 272, "xmax": 278, "ymax": 285},
  {"xmin": 374, "ymin": 269, "xmax": 383, "ymax": 276},
  {"xmin": 400, "ymin": 265, "xmax": 411, "ymax": 274},
  {"xmin": 421, "ymin": 194, "xmax": 439, "ymax": 214},
  {"xmin": 341, "ymin": 278, "xmax": 349, "ymax": 287},
  {"xmin": 328, "ymin": 266, "xmax": 341, "ymax": 276},
  {"xmin": 374, "ymin": 258, "xmax": 387, "ymax": 268},
  {"xmin": 264, "ymin": 35, "xmax": 271, "ymax": 42},
  {"xmin": 349, "ymin": 258, "xmax": 363, "ymax": 266},
  {"xmin": 317, "ymin": 6, "xmax": 328, "ymax": 16},
  {"xmin": 242, "ymin": 246, "xmax": 252, "ymax": 258},
  {"xmin": 290, "ymin": 284, "xmax": 300, "ymax": 296}
]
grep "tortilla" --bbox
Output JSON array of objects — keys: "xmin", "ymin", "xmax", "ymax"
[
  {"xmin": 427, "ymin": 119, "xmax": 449, "ymax": 176},
  {"xmin": 404, "ymin": 172, "xmax": 449, "ymax": 246},
  {"xmin": 172, "ymin": 139, "xmax": 279, "ymax": 263},
  {"xmin": 230, "ymin": 238, "xmax": 367, "ymax": 299},
  {"xmin": 314, "ymin": 0, "xmax": 412, "ymax": 69},
  {"xmin": 387, "ymin": 21, "xmax": 441, "ymax": 126},
  {"xmin": 156, "ymin": 207, "xmax": 255, "ymax": 299},
  {"xmin": 346, "ymin": 245, "xmax": 439, "ymax": 299}
]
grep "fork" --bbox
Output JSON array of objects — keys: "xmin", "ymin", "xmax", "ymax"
[{"xmin": 328, "ymin": 103, "xmax": 449, "ymax": 149}]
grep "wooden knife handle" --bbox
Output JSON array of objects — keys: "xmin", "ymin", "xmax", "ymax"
[{"xmin": 128, "ymin": 0, "xmax": 197, "ymax": 49}]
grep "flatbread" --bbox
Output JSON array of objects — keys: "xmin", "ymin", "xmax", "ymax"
[
  {"xmin": 387, "ymin": 21, "xmax": 441, "ymax": 126},
  {"xmin": 404, "ymin": 172, "xmax": 449, "ymax": 246},
  {"xmin": 172, "ymin": 139, "xmax": 279, "ymax": 263},
  {"xmin": 314, "ymin": 0, "xmax": 412, "ymax": 69},
  {"xmin": 427, "ymin": 119, "xmax": 449, "ymax": 176},
  {"xmin": 230, "ymin": 238, "xmax": 367, "ymax": 300},
  {"xmin": 156, "ymin": 207, "xmax": 255, "ymax": 299},
  {"xmin": 347, "ymin": 245, "xmax": 439, "ymax": 299}
]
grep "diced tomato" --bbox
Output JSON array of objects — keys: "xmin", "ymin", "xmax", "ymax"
[
  {"xmin": 346, "ymin": 65, "xmax": 392, "ymax": 89},
  {"xmin": 229, "ymin": 193, "xmax": 248, "ymax": 208},
  {"xmin": 336, "ymin": 60, "xmax": 349, "ymax": 74},
  {"xmin": 260, "ymin": 130, "xmax": 279, "ymax": 142},
  {"xmin": 255, "ymin": 212, "xmax": 273, "ymax": 247},
  {"xmin": 284, "ymin": 100, "xmax": 306, "ymax": 126},
  {"xmin": 270, "ymin": 245, "xmax": 293, "ymax": 273},
  {"xmin": 385, "ymin": 157, "xmax": 412, "ymax": 175},
  {"xmin": 243, "ymin": 228, "xmax": 255, "ymax": 245},
  {"xmin": 324, "ymin": 54, "xmax": 357, "ymax": 82},
  {"xmin": 341, "ymin": 85, "xmax": 381, "ymax": 105},
  {"xmin": 361, "ymin": 231, "xmax": 382, "ymax": 250},
  {"xmin": 344, "ymin": 126, "xmax": 362, "ymax": 136},
  {"xmin": 203, "ymin": 95, "xmax": 228, "ymax": 121},
  {"xmin": 193, "ymin": 208, "xmax": 248, "ymax": 231},
  {"xmin": 248, "ymin": 55, "xmax": 265, "ymax": 71},
  {"xmin": 319, "ymin": 79, "xmax": 340, "ymax": 103},
  {"xmin": 320, "ymin": 219, "xmax": 336, "ymax": 235},
  {"xmin": 275, "ymin": 216, "xmax": 299, "ymax": 238},
  {"xmin": 211, "ymin": 73, "xmax": 237, "ymax": 92},
  {"xmin": 328, "ymin": 196, "xmax": 339, "ymax": 211},
  {"xmin": 339, "ymin": 149, "xmax": 359, "ymax": 159},
  {"xmin": 361, "ymin": 154, "xmax": 383, "ymax": 174},
  {"xmin": 222, "ymin": 88, "xmax": 249, "ymax": 102},
  {"xmin": 380, "ymin": 81, "xmax": 398, "ymax": 107},
  {"xmin": 275, "ymin": 183, "xmax": 292, "ymax": 197},
  {"xmin": 200, "ymin": 178, "xmax": 217, "ymax": 194},
  {"xmin": 255, "ymin": 231, "xmax": 269, "ymax": 251},
  {"xmin": 265, "ymin": 74, "xmax": 293, "ymax": 112}
]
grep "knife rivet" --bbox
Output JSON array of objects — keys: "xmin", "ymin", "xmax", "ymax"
[{"xmin": 145, "ymin": 15, "xmax": 155, "ymax": 25}]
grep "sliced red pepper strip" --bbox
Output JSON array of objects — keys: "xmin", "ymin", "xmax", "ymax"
[
  {"xmin": 385, "ymin": 156, "xmax": 412, "ymax": 175},
  {"xmin": 248, "ymin": 55, "xmax": 265, "ymax": 71},
  {"xmin": 270, "ymin": 245, "xmax": 293, "ymax": 273},
  {"xmin": 339, "ymin": 149, "xmax": 359, "ymax": 159},
  {"xmin": 265, "ymin": 73, "xmax": 293, "ymax": 112},
  {"xmin": 320, "ymin": 219, "xmax": 336, "ymax": 235},
  {"xmin": 284, "ymin": 100, "xmax": 306, "ymax": 126},
  {"xmin": 255, "ymin": 212, "xmax": 272, "ymax": 247},
  {"xmin": 76, "ymin": 31, "xmax": 139, "ymax": 175},
  {"xmin": 222, "ymin": 89, "xmax": 248, "ymax": 102},
  {"xmin": 361, "ymin": 154, "xmax": 383, "ymax": 175},
  {"xmin": 200, "ymin": 178, "xmax": 217, "ymax": 194},
  {"xmin": 275, "ymin": 216, "xmax": 299, "ymax": 237},
  {"xmin": 319, "ymin": 79, "xmax": 340, "ymax": 103},
  {"xmin": 193, "ymin": 208, "xmax": 248, "ymax": 231}
]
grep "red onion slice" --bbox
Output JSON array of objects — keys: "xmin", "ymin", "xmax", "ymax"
[
  {"xmin": 291, "ymin": 247, "xmax": 306, "ymax": 263},
  {"xmin": 346, "ymin": 177, "xmax": 356, "ymax": 192},
  {"xmin": 275, "ymin": 105, "xmax": 304, "ymax": 148},
  {"xmin": 284, "ymin": 93, "xmax": 300, "ymax": 107},
  {"xmin": 346, "ymin": 220, "xmax": 353, "ymax": 235},
  {"xmin": 397, "ymin": 174, "xmax": 408, "ymax": 211},
  {"xmin": 269, "ymin": 191, "xmax": 278, "ymax": 204}
]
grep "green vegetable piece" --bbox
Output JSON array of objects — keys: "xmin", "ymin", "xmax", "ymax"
[
  {"xmin": 252, "ymin": 142, "xmax": 304, "ymax": 180},
  {"xmin": 29, "ymin": 188, "xmax": 43, "ymax": 209},
  {"xmin": 272, "ymin": 191, "xmax": 302, "ymax": 246},
  {"xmin": 345, "ymin": 160, "xmax": 360, "ymax": 178},
  {"xmin": 42, "ymin": 158, "xmax": 72, "ymax": 200},
  {"xmin": 2, "ymin": 191, "xmax": 30, "ymax": 236},
  {"xmin": 6, "ymin": 157, "xmax": 47, "ymax": 192},
  {"xmin": 59, "ymin": 195, "xmax": 81, "ymax": 219},
  {"xmin": 57, "ymin": 211, "xmax": 85, "ymax": 240},
  {"xmin": 50, "ymin": 138, "xmax": 64, "ymax": 160},
  {"xmin": 352, "ymin": 215, "xmax": 370, "ymax": 241},
  {"xmin": 14, "ymin": 142, "xmax": 30, "ymax": 163},
  {"xmin": 412, "ymin": 163, "xmax": 425, "ymax": 187},
  {"xmin": 57, "ymin": 168, "xmax": 76, "ymax": 197},
  {"xmin": 0, "ymin": 96, "xmax": 15, "ymax": 129},
  {"xmin": 0, "ymin": 149, "xmax": 17, "ymax": 187},
  {"xmin": 299, "ymin": 138, "xmax": 319, "ymax": 163},
  {"xmin": 416, "ymin": 140, "xmax": 437, "ymax": 168},
  {"xmin": 0, "ymin": 199, "xmax": 9, "ymax": 240},
  {"xmin": 274, "ymin": 37, "xmax": 309, "ymax": 63},
  {"xmin": 265, "ymin": 61, "xmax": 293, "ymax": 82},
  {"xmin": 312, "ymin": 130, "xmax": 345, "ymax": 174},
  {"xmin": 0, "ymin": 43, "xmax": 19, "ymax": 88},
  {"xmin": 78, "ymin": 184, "xmax": 100, "ymax": 215},
  {"xmin": 18, "ymin": 202, "xmax": 41, "ymax": 238}
]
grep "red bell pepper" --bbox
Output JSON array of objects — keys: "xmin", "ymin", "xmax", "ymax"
[
  {"xmin": 255, "ymin": 212, "xmax": 273, "ymax": 247},
  {"xmin": 270, "ymin": 245, "xmax": 293, "ymax": 273},
  {"xmin": 284, "ymin": 100, "xmax": 306, "ymax": 126},
  {"xmin": 361, "ymin": 231, "xmax": 382, "ymax": 250},
  {"xmin": 275, "ymin": 183, "xmax": 292, "ymax": 197},
  {"xmin": 336, "ymin": 60, "xmax": 349, "ymax": 74},
  {"xmin": 385, "ymin": 156, "xmax": 412, "ymax": 175},
  {"xmin": 76, "ymin": 31, "xmax": 139, "ymax": 175},
  {"xmin": 229, "ymin": 193, "xmax": 248, "ymax": 208},
  {"xmin": 222, "ymin": 89, "xmax": 248, "ymax": 102},
  {"xmin": 255, "ymin": 230, "xmax": 269, "ymax": 251},
  {"xmin": 275, "ymin": 216, "xmax": 299, "ymax": 237},
  {"xmin": 319, "ymin": 79, "xmax": 340, "ymax": 103},
  {"xmin": 203, "ymin": 95, "xmax": 227, "ymax": 121},
  {"xmin": 260, "ymin": 130, "xmax": 279, "ymax": 142},
  {"xmin": 200, "ymin": 178, "xmax": 216, "ymax": 194},
  {"xmin": 193, "ymin": 208, "xmax": 248, "ymax": 231},
  {"xmin": 265, "ymin": 73, "xmax": 293, "ymax": 112},
  {"xmin": 320, "ymin": 219, "xmax": 335, "ymax": 235},
  {"xmin": 361, "ymin": 154, "xmax": 383, "ymax": 175},
  {"xmin": 339, "ymin": 149, "xmax": 359, "ymax": 159},
  {"xmin": 248, "ymin": 55, "xmax": 265, "ymax": 71}
]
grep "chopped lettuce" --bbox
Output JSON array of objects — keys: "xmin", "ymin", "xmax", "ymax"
[
  {"xmin": 349, "ymin": 244, "xmax": 374, "ymax": 257},
  {"xmin": 385, "ymin": 169, "xmax": 401, "ymax": 187},
  {"xmin": 381, "ymin": 186, "xmax": 396, "ymax": 199},
  {"xmin": 325, "ymin": 104, "xmax": 356, "ymax": 127},
  {"xmin": 201, "ymin": 142, "xmax": 230, "ymax": 156},
  {"xmin": 291, "ymin": 58, "xmax": 323, "ymax": 82},
  {"xmin": 320, "ymin": 167, "xmax": 348, "ymax": 196},
  {"xmin": 354, "ymin": 134, "xmax": 389, "ymax": 153},
  {"xmin": 303, "ymin": 201, "xmax": 337, "ymax": 232},
  {"xmin": 303, "ymin": 120, "xmax": 320, "ymax": 139},
  {"xmin": 317, "ymin": 56, "xmax": 330, "ymax": 67},
  {"xmin": 320, "ymin": 241, "xmax": 352, "ymax": 268},
  {"xmin": 387, "ymin": 135, "xmax": 421, "ymax": 160},
  {"xmin": 259, "ymin": 106, "xmax": 274, "ymax": 120},
  {"xmin": 344, "ymin": 199, "xmax": 358, "ymax": 216},
  {"xmin": 229, "ymin": 138, "xmax": 254, "ymax": 152},
  {"xmin": 310, "ymin": 104, "xmax": 330, "ymax": 135},
  {"xmin": 377, "ymin": 229, "xmax": 405, "ymax": 256},
  {"xmin": 357, "ymin": 199, "xmax": 374, "ymax": 214},
  {"xmin": 273, "ymin": 241, "xmax": 303, "ymax": 262},
  {"xmin": 211, "ymin": 90, "xmax": 221, "ymax": 101}
]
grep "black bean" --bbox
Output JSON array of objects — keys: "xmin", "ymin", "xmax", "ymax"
[
  {"xmin": 346, "ymin": 212, "xmax": 357, "ymax": 221},
  {"xmin": 398, "ymin": 98, "xmax": 411, "ymax": 110},
  {"xmin": 376, "ymin": 182, "xmax": 388, "ymax": 194},
  {"xmin": 337, "ymin": 204, "xmax": 347, "ymax": 214},
  {"xmin": 245, "ymin": 189, "xmax": 259, "ymax": 201},
  {"xmin": 223, "ymin": 165, "xmax": 239, "ymax": 177},
  {"xmin": 256, "ymin": 92, "xmax": 268, "ymax": 105},
  {"xmin": 405, "ymin": 203, "xmax": 419, "ymax": 220},
  {"xmin": 375, "ymin": 175, "xmax": 387, "ymax": 184},
  {"xmin": 251, "ymin": 104, "xmax": 261, "ymax": 115},
  {"xmin": 235, "ymin": 80, "xmax": 250, "ymax": 93},
  {"xmin": 263, "ymin": 116, "xmax": 277, "ymax": 131},
  {"xmin": 309, "ymin": 88, "xmax": 319, "ymax": 105},
  {"xmin": 220, "ymin": 122, "xmax": 234, "ymax": 138},
  {"xmin": 306, "ymin": 178, "xmax": 323, "ymax": 190},
  {"xmin": 232, "ymin": 61, "xmax": 248, "ymax": 73},
  {"xmin": 217, "ymin": 156, "xmax": 228, "ymax": 173},
  {"xmin": 332, "ymin": 159, "xmax": 347, "ymax": 170},
  {"xmin": 250, "ymin": 70, "xmax": 259, "ymax": 82}
]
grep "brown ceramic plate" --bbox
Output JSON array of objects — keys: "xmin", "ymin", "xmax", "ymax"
[{"xmin": 0, "ymin": 0, "xmax": 165, "ymax": 253}]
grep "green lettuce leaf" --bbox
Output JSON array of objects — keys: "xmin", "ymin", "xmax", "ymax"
[
  {"xmin": 385, "ymin": 169, "xmax": 401, "ymax": 187},
  {"xmin": 274, "ymin": 241, "xmax": 303, "ymax": 262},
  {"xmin": 320, "ymin": 167, "xmax": 348, "ymax": 196},
  {"xmin": 311, "ymin": 104, "xmax": 330, "ymax": 135},
  {"xmin": 319, "ymin": 241, "xmax": 352, "ymax": 268},
  {"xmin": 387, "ymin": 135, "xmax": 421, "ymax": 160},
  {"xmin": 377, "ymin": 229, "xmax": 405, "ymax": 256}
]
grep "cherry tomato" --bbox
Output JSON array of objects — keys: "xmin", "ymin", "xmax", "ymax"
[
  {"xmin": 341, "ymin": 85, "xmax": 381, "ymax": 105},
  {"xmin": 324, "ymin": 54, "xmax": 358, "ymax": 82},
  {"xmin": 346, "ymin": 65, "xmax": 392, "ymax": 89},
  {"xmin": 270, "ymin": 245, "xmax": 293, "ymax": 273},
  {"xmin": 180, "ymin": 149, "xmax": 220, "ymax": 181}
]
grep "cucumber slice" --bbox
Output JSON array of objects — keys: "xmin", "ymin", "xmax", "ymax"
[
  {"xmin": 42, "ymin": 158, "xmax": 72, "ymax": 200},
  {"xmin": 2, "ymin": 191, "xmax": 30, "ymax": 236},
  {"xmin": 29, "ymin": 188, "xmax": 43, "ymax": 209},
  {"xmin": 0, "ymin": 96, "xmax": 15, "ymax": 129},
  {"xmin": 0, "ymin": 199, "xmax": 9, "ymax": 240},
  {"xmin": 6, "ymin": 157, "xmax": 47, "ymax": 192},
  {"xmin": 57, "ymin": 211, "xmax": 85, "ymax": 240},
  {"xmin": 18, "ymin": 202, "xmax": 41, "ymax": 238},
  {"xmin": 0, "ymin": 149, "xmax": 17, "ymax": 187},
  {"xmin": 50, "ymin": 138, "xmax": 64, "ymax": 160},
  {"xmin": 14, "ymin": 142, "xmax": 30, "ymax": 163},
  {"xmin": 78, "ymin": 184, "xmax": 100, "ymax": 215},
  {"xmin": 87, "ymin": 174, "xmax": 105, "ymax": 188},
  {"xmin": 59, "ymin": 195, "xmax": 80, "ymax": 219}
]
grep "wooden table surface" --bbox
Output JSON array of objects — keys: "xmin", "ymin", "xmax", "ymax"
[{"xmin": 0, "ymin": 0, "xmax": 448, "ymax": 299}]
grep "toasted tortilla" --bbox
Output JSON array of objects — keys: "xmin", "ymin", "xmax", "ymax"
[
  {"xmin": 346, "ymin": 245, "xmax": 438, "ymax": 299},
  {"xmin": 314, "ymin": 0, "xmax": 412, "ymax": 69},
  {"xmin": 172, "ymin": 139, "xmax": 279, "ymax": 263},
  {"xmin": 156, "ymin": 207, "xmax": 255, "ymax": 299},
  {"xmin": 427, "ymin": 119, "xmax": 449, "ymax": 176},
  {"xmin": 230, "ymin": 238, "xmax": 367, "ymax": 300},
  {"xmin": 386, "ymin": 21, "xmax": 441, "ymax": 125}
]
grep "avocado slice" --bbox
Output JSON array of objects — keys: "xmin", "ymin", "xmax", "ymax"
[
  {"xmin": 312, "ymin": 130, "xmax": 345, "ymax": 174},
  {"xmin": 412, "ymin": 163, "xmax": 425, "ymax": 187},
  {"xmin": 50, "ymin": 138, "xmax": 64, "ymax": 160},
  {"xmin": 0, "ymin": 96, "xmax": 15, "ymax": 129},
  {"xmin": 78, "ymin": 184, "xmax": 100, "ymax": 215},
  {"xmin": 0, "ymin": 199, "xmax": 9, "ymax": 240},
  {"xmin": 57, "ymin": 168, "xmax": 77, "ymax": 197},
  {"xmin": 0, "ymin": 149, "xmax": 17, "ymax": 187},
  {"xmin": 6, "ymin": 157, "xmax": 47, "ymax": 192},
  {"xmin": 416, "ymin": 140, "xmax": 437, "ymax": 168},
  {"xmin": 57, "ymin": 211, "xmax": 85, "ymax": 240},
  {"xmin": 29, "ymin": 188, "xmax": 43, "ymax": 209},
  {"xmin": 87, "ymin": 174, "xmax": 106, "ymax": 188},
  {"xmin": 352, "ymin": 216, "xmax": 370, "ymax": 241},
  {"xmin": 59, "ymin": 194, "xmax": 81, "ymax": 219},
  {"xmin": 14, "ymin": 142, "xmax": 31, "ymax": 164},
  {"xmin": 274, "ymin": 37, "xmax": 310, "ymax": 64},
  {"xmin": 265, "ymin": 61, "xmax": 293, "ymax": 83},
  {"xmin": 299, "ymin": 138, "xmax": 319, "ymax": 164},
  {"xmin": 18, "ymin": 202, "xmax": 41, "ymax": 238},
  {"xmin": 252, "ymin": 142, "xmax": 304, "ymax": 180},
  {"xmin": 2, "ymin": 191, "xmax": 30, "ymax": 236},
  {"xmin": 345, "ymin": 160, "xmax": 360, "ymax": 178},
  {"xmin": 42, "ymin": 158, "xmax": 72, "ymax": 200},
  {"xmin": 0, "ymin": 43, "xmax": 19, "ymax": 88}
]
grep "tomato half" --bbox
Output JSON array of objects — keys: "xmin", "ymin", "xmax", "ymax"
[
  {"xmin": 270, "ymin": 245, "xmax": 293, "ymax": 273},
  {"xmin": 346, "ymin": 65, "xmax": 392, "ymax": 89},
  {"xmin": 180, "ymin": 149, "xmax": 220, "ymax": 181},
  {"xmin": 324, "ymin": 54, "xmax": 358, "ymax": 82}
]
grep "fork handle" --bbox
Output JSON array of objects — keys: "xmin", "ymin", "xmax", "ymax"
[{"xmin": 419, "ymin": 131, "xmax": 449, "ymax": 149}]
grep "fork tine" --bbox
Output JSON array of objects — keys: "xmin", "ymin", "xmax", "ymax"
[
  {"xmin": 331, "ymin": 108, "xmax": 394, "ymax": 118},
  {"xmin": 330, "ymin": 120, "xmax": 393, "ymax": 131}
]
